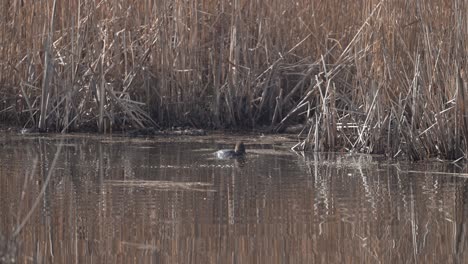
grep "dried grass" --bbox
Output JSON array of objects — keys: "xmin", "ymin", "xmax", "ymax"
[{"xmin": 0, "ymin": 0, "xmax": 467, "ymax": 160}]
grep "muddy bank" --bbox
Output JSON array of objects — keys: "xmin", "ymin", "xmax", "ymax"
[{"xmin": 0, "ymin": 124, "xmax": 304, "ymax": 140}]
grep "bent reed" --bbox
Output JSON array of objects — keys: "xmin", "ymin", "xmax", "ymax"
[{"xmin": 0, "ymin": 0, "xmax": 467, "ymax": 160}]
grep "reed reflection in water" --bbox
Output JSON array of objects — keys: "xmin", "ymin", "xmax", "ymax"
[{"xmin": 1, "ymin": 134, "xmax": 468, "ymax": 263}]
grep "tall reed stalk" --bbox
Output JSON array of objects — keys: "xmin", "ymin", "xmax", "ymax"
[{"xmin": 0, "ymin": 0, "xmax": 467, "ymax": 160}]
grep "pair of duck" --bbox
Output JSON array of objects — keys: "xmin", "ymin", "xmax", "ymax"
[{"xmin": 215, "ymin": 142, "xmax": 246, "ymax": 159}]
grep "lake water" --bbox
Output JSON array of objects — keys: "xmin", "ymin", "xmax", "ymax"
[{"xmin": 1, "ymin": 133, "xmax": 468, "ymax": 263}]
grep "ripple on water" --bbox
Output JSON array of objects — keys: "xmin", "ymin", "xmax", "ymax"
[{"xmin": 1, "ymin": 135, "xmax": 468, "ymax": 262}]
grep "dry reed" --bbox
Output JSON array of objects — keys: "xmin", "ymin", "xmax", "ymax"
[{"xmin": 0, "ymin": 0, "xmax": 467, "ymax": 160}]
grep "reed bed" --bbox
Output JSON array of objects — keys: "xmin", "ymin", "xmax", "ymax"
[{"xmin": 0, "ymin": 0, "xmax": 467, "ymax": 160}]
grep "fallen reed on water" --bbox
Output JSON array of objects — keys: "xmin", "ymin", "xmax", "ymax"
[{"xmin": 0, "ymin": 0, "xmax": 467, "ymax": 160}]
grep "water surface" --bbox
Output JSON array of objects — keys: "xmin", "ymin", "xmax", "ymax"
[{"xmin": 1, "ymin": 133, "xmax": 468, "ymax": 263}]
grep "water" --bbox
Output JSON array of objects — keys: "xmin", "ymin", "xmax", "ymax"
[{"xmin": 1, "ymin": 133, "xmax": 468, "ymax": 263}]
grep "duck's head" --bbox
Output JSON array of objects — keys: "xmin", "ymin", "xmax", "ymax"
[{"xmin": 234, "ymin": 142, "xmax": 246, "ymax": 155}]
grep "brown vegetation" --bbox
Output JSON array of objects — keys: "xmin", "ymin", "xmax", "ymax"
[{"xmin": 0, "ymin": 0, "xmax": 467, "ymax": 160}]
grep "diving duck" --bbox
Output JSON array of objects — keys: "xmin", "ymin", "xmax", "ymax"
[{"xmin": 215, "ymin": 142, "xmax": 246, "ymax": 159}]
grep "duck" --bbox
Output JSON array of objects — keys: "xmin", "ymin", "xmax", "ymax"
[{"xmin": 215, "ymin": 142, "xmax": 246, "ymax": 159}]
